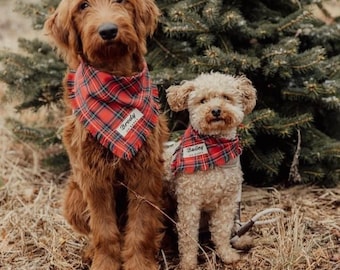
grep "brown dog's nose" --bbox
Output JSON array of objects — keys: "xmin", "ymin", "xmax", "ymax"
[
  {"xmin": 98, "ymin": 23, "xmax": 118, "ymax": 40},
  {"xmin": 211, "ymin": 109, "xmax": 221, "ymax": 117}
]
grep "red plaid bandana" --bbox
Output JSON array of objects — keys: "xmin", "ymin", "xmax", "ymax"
[
  {"xmin": 67, "ymin": 62, "xmax": 159, "ymax": 160},
  {"xmin": 171, "ymin": 126, "xmax": 242, "ymax": 175}
]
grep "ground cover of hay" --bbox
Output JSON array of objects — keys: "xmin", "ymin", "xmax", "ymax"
[
  {"xmin": 0, "ymin": 1, "xmax": 340, "ymax": 269},
  {"xmin": 0, "ymin": 100, "xmax": 339, "ymax": 270}
]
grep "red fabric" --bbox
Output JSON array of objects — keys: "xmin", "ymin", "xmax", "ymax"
[
  {"xmin": 171, "ymin": 126, "xmax": 242, "ymax": 175},
  {"xmin": 67, "ymin": 62, "xmax": 159, "ymax": 160}
]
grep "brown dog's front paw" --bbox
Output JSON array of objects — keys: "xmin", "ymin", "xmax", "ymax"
[
  {"xmin": 91, "ymin": 253, "xmax": 120, "ymax": 270},
  {"xmin": 123, "ymin": 256, "xmax": 158, "ymax": 270}
]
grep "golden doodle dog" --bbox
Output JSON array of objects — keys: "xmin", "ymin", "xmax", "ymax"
[
  {"xmin": 164, "ymin": 72, "xmax": 256, "ymax": 270},
  {"xmin": 44, "ymin": 1, "xmax": 168, "ymax": 270}
]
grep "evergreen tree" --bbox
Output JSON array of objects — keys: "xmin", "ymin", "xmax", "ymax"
[
  {"xmin": 148, "ymin": 0, "xmax": 340, "ymax": 186},
  {"xmin": 0, "ymin": 0, "xmax": 339, "ymax": 185},
  {"xmin": 0, "ymin": 0, "xmax": 68, "ymax": 172}
]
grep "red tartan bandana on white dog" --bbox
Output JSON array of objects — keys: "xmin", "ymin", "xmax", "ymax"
[
  {"xmin": 67, "ymin": 61, "xmax": 159, "ymax": 160},
  {"xmin": 171, "ymin": 126, "xmax": 242, "ymax": 175}
]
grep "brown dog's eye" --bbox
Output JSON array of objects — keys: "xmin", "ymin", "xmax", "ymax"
[
  {"xmin": 114, "ymin": 0, "xmax": 124, "ymax": 3},
  {"xmin": 80, "ymin": 2, "xmax": 89, "ymax": 10},
  {"xmin": 222, "ymin": 95, "xmax": 230, "ymax": 100}
]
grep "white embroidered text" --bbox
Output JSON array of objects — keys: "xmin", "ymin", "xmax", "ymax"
[
  {"xmin": 183, "ymin": 143, "xmax": 208, "ymax": 158},
  {"xmin": 117, "ymin": 108, "xmax": 143, "ymax": 137}
]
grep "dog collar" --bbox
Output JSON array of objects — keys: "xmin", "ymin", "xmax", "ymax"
[
  {"xmin": 171, "ymin": 126, "xmax": 242, "ymax": 175},
  {"xmin": 66, "ymin": 61, "xmax": 159, "ymax": 160}
]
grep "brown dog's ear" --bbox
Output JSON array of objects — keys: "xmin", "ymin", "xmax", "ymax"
[
  {"xmin": 133, "ymin": 0, "xmax": 160, "ymax": 36},
  {"xmin": 236, "ymin": 76, "xmax": 257, "ymax": 115},
  {"xmin": 144, "ymin": 0, "xmax": 161, "ymax": 36},
  {"xmin": 132, "ymin": 0, "xmax": 160, "ymax": 55},
  {"xmin": 166, "ymin": 81, "xmax": 195, "ymax": 112},
  {"xmin": 43, "ymin": 0, "xmax": 81, "ymax": 68}
]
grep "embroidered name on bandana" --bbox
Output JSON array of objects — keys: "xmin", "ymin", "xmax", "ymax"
[
  {"xmin": 67, "ymin": 62, "xmax": 159, "ymax": 160},
  {"xmin": 171, "ymin": 126, "xmax": 242, "ymax": 175}
]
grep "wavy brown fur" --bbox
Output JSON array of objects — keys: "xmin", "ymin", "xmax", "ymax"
[{"xmin": 43, "ymin": 1, "xmax": 168, "ymax": 270}]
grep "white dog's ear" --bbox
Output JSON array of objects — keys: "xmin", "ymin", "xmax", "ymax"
[
  {"xmin": 236, "ymin": 76, "xmax": 257, "ymax": 115},
  {"xmin": 166, "ymin": 81, "xmax": 195, "ymax": 112}
]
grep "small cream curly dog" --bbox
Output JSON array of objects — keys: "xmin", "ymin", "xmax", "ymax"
[{"xmin": 165, "ymin": 72, "xmax": 256, "ymax": 270}]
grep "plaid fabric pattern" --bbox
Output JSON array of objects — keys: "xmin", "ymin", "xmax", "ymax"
[
  {"xmin": 67, "ymin": 61, "xmax": 159, "ymax": 160},
  {"xmin": 171, "ymin": 126, "xmax": 242, "ymax": 175}
]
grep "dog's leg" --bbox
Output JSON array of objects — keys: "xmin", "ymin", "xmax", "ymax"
[
  {"xmin": 63, "ymin": 177, "xmax": 90, "ymax": 235},
  {"xmin": 120, "ymin": 166, "xmax": 164, "ymax": 270},
  {"xmin": 209, "ymin": 192, "xmax": 240, "ymax": 264},
  {"xmin": 176, "ymin": 186, "xmax": 201, "ymax": 270},
  {"xmin": 80, "ymin": 171, "xmax": 121, "ymax": 270}
]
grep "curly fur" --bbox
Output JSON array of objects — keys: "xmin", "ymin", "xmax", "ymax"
[
  {"xmin": 164, "ymin": 72, "xmax": 256, "ymax": 270},
  {"xmin": 44, "ymin": 1, "xmax": 168, "ymax": 270}
]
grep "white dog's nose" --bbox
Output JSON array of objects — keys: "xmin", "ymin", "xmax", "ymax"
[{"xmin": 211, "ymin": 109, "xmax": 221, "ymax": 117}]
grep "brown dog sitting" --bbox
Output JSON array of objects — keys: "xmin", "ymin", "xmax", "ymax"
[{"xmin": 44, "ymin": 1, "xmax": 168, "ymax": 270}]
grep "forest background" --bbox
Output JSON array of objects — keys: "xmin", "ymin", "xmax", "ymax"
[{"xmin": 0, "ymin": 0, "xmax": 339, "ymax": 269}]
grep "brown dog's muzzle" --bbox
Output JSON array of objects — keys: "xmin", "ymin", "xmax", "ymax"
[{"xmin": 98, "ymin": 23, "xmax": 118, "ymax": 40}]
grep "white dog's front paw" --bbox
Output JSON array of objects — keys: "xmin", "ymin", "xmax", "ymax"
[{"xmin": 220, "ymin": 249, "xmax": 240, "ymax": 264}]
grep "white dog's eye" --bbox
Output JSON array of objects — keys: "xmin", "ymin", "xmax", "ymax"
[
  {"xmin": 200, "ymin": 98, "xmax": 207, "ymax": 104},
  {"xmin": 222, "ymin": 95, "xmax": 230, "ymax": 101},
  {"xmin": 80, "ymin": 1, "xmax": 89, "ymax": 10}
]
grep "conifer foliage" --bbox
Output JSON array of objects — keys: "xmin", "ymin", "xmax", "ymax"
[
  {"xmin": 0, "ymin": 0, "xmax": 339, "ymax": 185},
  {"xmin": 0, "ymin": 0, "xmax": 67, "ymax": 171},
  {"xmin": 148, "ymin": 0, "xmax": 340, "ymax": 186}
]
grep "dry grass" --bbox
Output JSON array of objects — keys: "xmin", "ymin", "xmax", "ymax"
[
  {"xmin": 238, "ymin": 187, "xmax": 340, "ymax": 270},
  {"xmin": 1, "ymin": 0, "xmax": 339, "ymax": 269},
  {"xmin": 0, "ymin": 88, "xmax": 339, "ymax": 269},
  {"xmin": 0, "ymin": 84, "xmax": 88, "ymax": 270}
]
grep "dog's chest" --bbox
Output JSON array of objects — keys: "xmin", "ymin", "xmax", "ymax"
[{"xmin": 176, "ymin": 165, "xmax": 243, "ymax": 208}]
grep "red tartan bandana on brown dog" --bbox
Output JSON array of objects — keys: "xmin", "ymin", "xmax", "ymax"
[
  {"xmin": 67, "ymin": 62, "xmax": 159, "ymax": 160},
  {"xmin": 171, "ymin": 126, "xmax": 242, "ymax": 175}
]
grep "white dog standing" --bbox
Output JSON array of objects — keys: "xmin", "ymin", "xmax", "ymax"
[{"xmin": 164, "ymin": 72, "xmax": 257, "ymax": 270}]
